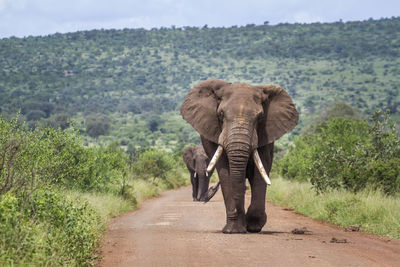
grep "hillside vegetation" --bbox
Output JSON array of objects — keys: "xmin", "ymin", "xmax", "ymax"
[{"xmin": 0, "ymin": 17, "xmax": 399, "ymax": 150}]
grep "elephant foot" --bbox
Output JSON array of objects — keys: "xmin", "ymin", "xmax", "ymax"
[
  {"xmin": 246, "ymin": 210, "xmax": 267, "ymax": 233},
  {"xmin": 222, "ymin": 220, "xmax": 247, "ymax": 234}
]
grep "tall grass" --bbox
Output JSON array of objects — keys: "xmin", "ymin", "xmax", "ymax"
[
  {"xmin": 267, "ymin": 176, "xmax": 400, "ymax": 238},
  {"xmin": 68, "ymin": 191, "xmax": 135, "ymax": 225}
]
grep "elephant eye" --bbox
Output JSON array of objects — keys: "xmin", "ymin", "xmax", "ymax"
[{"xmin": 218, "ymin": 110, "xmax": 224, "ymax": 121}]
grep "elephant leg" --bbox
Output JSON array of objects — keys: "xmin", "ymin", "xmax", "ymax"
[
  {"xmin": 246, "ymin": 171, "xmax": 267, "ymax": 232},
  {"xmin": 190, "ymin": 172, "xmax": 199, "ymax": 201},
  {"xmin": 246, "ymin": 143, "xmax": 274, "ymax": 232},
  {"xmin": 201, "ymin": 137, "xmax": 246, "ymax": 233},
  {"xmin": 218, "ymin": 164, "xmax": 246, "ymax": 233}
]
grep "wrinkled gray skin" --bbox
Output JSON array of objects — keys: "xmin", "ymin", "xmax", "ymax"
[
  {"xmin": 183, "ymin": 145, "xmax": 218, "ymax": 202},
  {"xmin": 181, "ymin": 80, "xmax": 298, "ymax": 233}
]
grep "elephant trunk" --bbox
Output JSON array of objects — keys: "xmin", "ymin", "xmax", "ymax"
[
  {"xmin": 227, "ymin": 144, "xmax": 250, "ymax": 177},
  {"xmin": 225, "ymin": 125, "xmax": 253, "ymax": 173},
  {"xmin": 225, "ymin": 127, "xmax": 252, "ymax": 214},
  {"xmin": 196, "ymin": 170, "xmax": 210, "ymax": 201}
]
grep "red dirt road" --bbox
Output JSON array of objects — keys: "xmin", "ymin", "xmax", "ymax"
[{"xmin": 98, "ymin": 186, "xmax": 400, "ymax": 266}]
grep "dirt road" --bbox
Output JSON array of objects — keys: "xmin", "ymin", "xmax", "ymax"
[{"xmin": 98, "ymin": 186, "xmax": 400, "ymax": 266}]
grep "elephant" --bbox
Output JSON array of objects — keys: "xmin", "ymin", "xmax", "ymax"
[
  {"xmin": 181, "ymin": 80, "xmax": 298, "ymax": 233},
  {"xmin": 183, "ymin": 144, "xmax": 220, "ymax": 202}
]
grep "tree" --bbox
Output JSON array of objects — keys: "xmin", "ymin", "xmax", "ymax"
[
  {"xmin": 132, "ymin": 149, "xmax": 175, "ymax": 183},
  {"xmin": 26, "ymin": 110, "xmax": 46, "ymax": 121},
  {"xmin": 85, "ymin": 114, "xmax": 110, "ymax": 138},
  {"xmin": 146, "ymin": 114, "xmax": 162, "ymax": 132}
]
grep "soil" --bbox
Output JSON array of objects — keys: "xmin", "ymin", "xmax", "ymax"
[{"xmin": 97, "ymin": 186, "xmax": 400, "ymax": 267}]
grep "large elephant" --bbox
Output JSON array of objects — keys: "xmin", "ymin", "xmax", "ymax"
[
  {"xmin": 181, "ymin": 80, "xmax": 298, "ymax": 233},
  {"xmin": 183, "ymin": 144, "xmax": 219, "ymax": 202}
]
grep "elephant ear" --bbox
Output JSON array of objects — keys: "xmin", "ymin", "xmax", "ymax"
[
  {"xmin": 180, "ymin": 80, "xmax": 230, "ymax": 143},
  {"xmin": 183, "ymin": 146, "xmax": 195, "ymax": 171},
  {"xmin": 257, "ymin": 85, "xmax": 299, "ymax": 145}
]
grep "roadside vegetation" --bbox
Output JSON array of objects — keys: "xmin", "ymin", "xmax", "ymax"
[
  {"xmin": 272, "ymin": 103, "xmax": 400, "ymax": 238},
  {"xmin": 267, "ymin": 177, "xmax": 400, "ymax": 238},
  {"xmin": 0, "ymin": 116, "xmax": 188, "ymax": 266},
  {"xmin": 278, "ymin": 106, "xmax": 400, "ymax": 195}
]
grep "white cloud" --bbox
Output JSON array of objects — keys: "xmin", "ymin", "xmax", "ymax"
[
  {"xmin": 0, "ymin": 0, "xmax": 399, "ymax": 38},
  {"xmin": 0, "ymin": 0, "xmax": 10, "ymax": 11},
  {"xmin": 1, "ymin": 0, "xmax": 27, "ymax": 11},
  {"xmin": 292, "ymin": 11, "xmax": 325, "ymax": 23}
]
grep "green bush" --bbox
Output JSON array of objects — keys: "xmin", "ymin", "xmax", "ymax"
[
  {"xmin": 0, "ymin": 192, "xmax": 34, "ymax": 263},
  {"xmin": 85, "ymin": 114, "xmax": 111, "ymax": 138},
  {"xmin": 44, "ymin": 113, "xmax": 71, "ymax": 129},
  {"xmin": 279, "ymin": 110, "xmax": 400, "ymax": 195},
  {"xmin": 26, "ymin": 110, "xmax": 47, "ymax": 121},
  {"xmin": 0, "ymin": 115, "xmax": 132, "ymax": 265},
  {"xmin": 278, "ymin": 136, "xmax": 313, "ymax": 182},
  {"xmin": 0, "ymin": 116, "xmax": 130, "ymax": 195},
  {"xmin": 0, "ymin": 115, "xmax": 189, "ymax": 265},
  {"xmin": 364, "ymin": 158, "xmax": 400, "ymax": 195},
  {"xmin": 0, "ymin": 189, "xmax": 100, "ymax": 266},
  {"xmin": 133, "ymin": 148, "xmax": 175, "ymax": 186}
]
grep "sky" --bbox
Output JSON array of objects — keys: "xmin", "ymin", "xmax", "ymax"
[{"xmin": 0, "ymin": 0, "xmax": 399, "ymax": 38}]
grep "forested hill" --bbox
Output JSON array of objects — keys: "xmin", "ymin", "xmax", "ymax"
[{"xmin": 0, "ymin": 17, "xmax": 399, "ymax": 150}]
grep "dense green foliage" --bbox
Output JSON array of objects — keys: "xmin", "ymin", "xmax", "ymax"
[
  {"xmin": 0, "ymin": 189, "xmax": 100, "ymax": 265},
  {"xmin": 0, "ymin": 116, "xmax": 130, "ymax": 195},
  {"xmin": 0, "ymin": 115, "xmax": 129, "ymax": 265},
  {"xmin": 279, "ymin": 109, "xmax": 400, "ymax": 195},
  {"xmin": 133, "ymin": 149, "xmax": 174, "ymax": 181},
  {"xmin": 0, "ymin": 17, "xmax": 399, "ymax": 149},
  {"xmin": 0, "ymin": 116, "xmax": 187, "ymax": 265}
]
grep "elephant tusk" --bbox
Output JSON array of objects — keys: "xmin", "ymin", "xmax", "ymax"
[
  {"xmin": 253, "ymin": 150, "xmax": 271, "ymax": 185},
  {"xmin": 205, "ymin": 172, "xmax": 208, "ymax": 177},
  {"xmin": 207, "ymin": 145, "xmax": 223, "ymax": 173},
  {"xmin": 194, "ymin": 172, "xmax": 197, "ymax": 178}
]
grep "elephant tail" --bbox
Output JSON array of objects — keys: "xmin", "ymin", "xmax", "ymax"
[{"xmin": 203, "ymin": 182, "xmax": 220, "ymax": 203}]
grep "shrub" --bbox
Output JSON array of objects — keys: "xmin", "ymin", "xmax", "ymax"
[
  {"xmin": 364, "ymin": 158, "xmax": 400, "ymax": 195},
  {"xmin": 0, "ymin": 188, "xmax": 100, "ymax": 266},
  {"xmin": 0, "ymin": 116, "xmax": 189, "ymax": 265},
  {"xmin": 278, "ymin": 136, "xmax": 313, "ymax": 182},
  {"xmin": 1, "ymin": 115, "xmax": 131, "ymax": 197},
  {"xmin": 133, "ymin": 148, "xmax": 175, "ymax": 184},
  {"xmin": 26, "ymin": 110, "xmax": 47, "ymax": 121},
  {"xmin": 279, "ymin": 110, "xmax": 400, "ymax": 195},
  {"xmin": 45, "ymin": 113, "xmax": 71, "ymax": 129},
  {"xmin": 85, "ymin": 114, "xmax": 110, "ymax": 138}
]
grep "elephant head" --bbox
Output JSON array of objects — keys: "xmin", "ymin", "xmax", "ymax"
[
  {"xmin": 180, "ymin": 80, "xmax": 298, "ymax": 233},
  {"xmin": 183, "ymin": 144, "xmax": 212, "ymax": 201},
  {"xmin": 183, "ymin": 144, "xmax": 219, "ymax": 202}
]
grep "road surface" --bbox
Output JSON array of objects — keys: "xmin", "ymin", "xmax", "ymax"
[{"xmin": 98, "ymin": 186, "xmax": 400, "ymax": 266}]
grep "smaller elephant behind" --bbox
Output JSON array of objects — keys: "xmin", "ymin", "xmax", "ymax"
[{"xmin": 183, "ymin": 145, "xmax": 219, "ymax": 202}]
